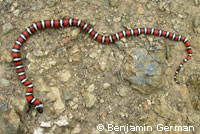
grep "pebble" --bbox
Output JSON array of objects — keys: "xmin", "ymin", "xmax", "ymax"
[
  {"xmin": 71, "ymin": 28, "xmax": 80, "ymax": 39},
  {"xmin": 109, "ymin": 0, "xmax": 120, "ymax": 7},
  {"xmin": 113, "ymin": 17, "xmax": 121, "ymax": 22},
  {"xmin": 47, "ymin": 87, "xmax": 65, "ymax": 114},
  {"xmin": 35, "ymin": 78, "xmax": 50, "ymax": 92},
  {"xmin": 193, "ymin": 17, "xmax": 200, "ymax": 28},
  {"xmin": 0, "ymin": 78, "xmax": 10, "ymax": 87},
  {"xmin": 89, "ymin": 51, "xmax": 98, "ymax": 58},
  {"xmin": 5, "ymin": 0, "xmax": 14, "ymax": 3},
  {"xmin": 1, "ymin": 50, "xmax": 13, "ymax": 62},
  {"xmin": 83, "ymin": 92, "xmax": 96, "ymax": 108},
  {"xmin": 99, "ymin": 61, "xmax": 107, "ymax": 71},
  {"xmin": 71, "ymin": 45, "xmax": 80, "ymax": 54},
  {"xmin": 59, "ymin": 70, "xmax": 72, "ymax": 82},
  {"xmin": 194, "ymin": 0, "xmax": 199, "ymax": 6},
  {"xmin": 54, "ymin": 119, "xmax": 69, "ymax": 127},
  {"xmin": 103, "ymin": 83, "xmax": 111, "ymax": 89},
  {"xmin": 117, "ymin": 86, "xmax": 127, "ymax": 97},
  {"xmin": 71, "ymin": 124, "xmax": 81, "ymax": 134},
  {"xmin": 31, "ymin": 0, "xmax": 45, "ymax": 11},
  {"xmin": 92, "ymin": 130, "xmax": 101, "ymax": 134},
  {"xmin": 33, "ymin": 128, "xmax": 43, "ymax": 134},
  {"xmin": 2, "ymin": 23, "xmax": 14, "ymax": 34},
  {"xmin": 115, "ymin": 41, "xmax": 125, "ymax": 50},
  {"xmin": 137, "ymin": 7, "xmax": 144, "ymax": 14},
  {"xmin": 13, "ymin": 9, "xmax": 20, "ymax": 16},
  {"xmin": 65, "ymin": 92, "xmax": 72, "ymax": 101},
  {"xmin": 86, "ymin": 84, "xmax": 95, "ymax": 93},
  {"xmin": 33, "ymin": 49, "xmax": 44, "ymax": 57},
  {"xmin": 40, "ymin": 121, "xmax": 52, "ymax": 128},
  {"xmin": 46, "ymin": 0, "xmax": 56, "ymax": 7}
]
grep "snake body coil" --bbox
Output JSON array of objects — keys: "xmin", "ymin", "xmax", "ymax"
[{"xmin": 11, "ymin": 19, "xmax": 192, "ymax": 113}]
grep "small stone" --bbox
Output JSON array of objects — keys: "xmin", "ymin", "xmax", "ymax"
[
  {"xmin": 54, "ymin": 119, "xmax": 69, "ymax": 127},
  {"xmin": 121, "ymin": 38, "xmax": 126, "ymax": 43},
  {"xmin": 10, "ymin": 6, "xmax": 15, "ymax": 12},
  {"xmin": 83, "ymin": 93, "xmax": 96, "ymax": 108},
  {"xmin": 33, "ymin": 49, "xmax": 43, "ymax": 57},
  {"xmin": 1, "ymin": 50, "xmax": 13, "ymax": 62},
  {"xmin": 87, "ymin": 84, "xmax": 95, "ymax": 93},
  {"xmin": 71, "ymin": 28, "xmax": 80, "ymax": 39},
  {"xmin": 33, "ymin": 128, "xmax": 43, "ymax": 134},
  {"xmin": 100, "ymin": 99, "xmax": 104, "ymax": 103},
  {"xmin": 116, "ymin": 53, "xmax": 124, "ymax": 61},
  {"xmin": 54, "ymin": 98, "xmax": 65, "ymax": 114},
  {"xmin": 35, "ymin": 78, "xmax": 50, "ymax": 92},
  {"xmin": 13, "ymin": 9, "xmax": 20, "ymax": 16},
  {"xmin": 46, "ymin": 0, "xmax": 56, "ymax": 7},
  {"xmin": 71, "ymin": 45, "xmax": 80, "ymax": 54},
  {"xmin": 40, "ymin": 121, "xmax": 52, "ymax": 128},
  {"xmin": 113, "ymin": 17, "xmax": 121, "ymax": 22},
  {"xmin": 2, "ymin": 23, "xmax": 14, "ymax": 34},
  {"xmin": 0, "ymin": 78, "xmax": 10, "ymax": 87},
  {"xmin": 194, "ymin": 0, "xmax": 199, "ymax": 6},
  {"xmin": 99, "ymin": 61, "xmax": 107, "ymax": 71},
  {"xmin": 193, "ymin": 17, "xmax": 200, "ymax": 28},
  {"xmin": 103, "ymin": 83, "xmax": 111, "ymax": 89},
  {"xmin": 109, "ymin": 0, "xmax": 120, "ymax": 7},
  {"xmin": 89, "ymin": 51, "xmax": 98, "ymax": 58},
  {"xmin": 92, "ymin": 130, "xmax": 100, "ymax": 134},
  {"xmin": 5, "ymin": 0, "xmax": 14, "ymax": 3},
  {"xmin": 147, "ymin": 36, "xmax": 153, "ymax": 43},
  {"xmin": 31, "ymin": 0, "xmax": 45, "ymax": 11},
  {"xmin": 65, "ymin": 93, "xmax": 72, "ymax": 101},
  {"xmin": 59, "ymin": 70, "xmax": 71, "ymax": 82},
  {"xmin": 47, "ymin": 87, "xmax": 65, "ymax": 114},
  {"xmin": 12, "ymin": 1, "xmax": 18, "ymax": 7},
  {"xmin": 71, "ymin": 124, "xmax": 81, "ymax": 134},
  {"xmin": 117, "ymin": 87, "xmax": 127, "ymax": 97},
  {"xmin": 137, "ymin": 7, "xmax": 144, "ymax": 14},
  {"xmin": 115, "ymin": 41, "xmax": 125, "ymax": 50}
]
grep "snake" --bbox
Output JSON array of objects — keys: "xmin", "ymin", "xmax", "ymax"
[{"xmin": 11, "ymin": 19, "xmax": 192, "ymax": 113}]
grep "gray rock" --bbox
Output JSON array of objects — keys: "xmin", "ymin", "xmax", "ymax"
[
  {"xmin": 127, "ymin": 48, "xmax": 165, "ymax": 94},
  {"xmin": 2, "ymin": 23, "xmax": 14, "ymax": 34}
]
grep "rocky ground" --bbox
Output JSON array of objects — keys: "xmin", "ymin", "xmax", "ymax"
[{"xmin": 0, "ymin": 0, "xmax": 200, "ymax": 134}]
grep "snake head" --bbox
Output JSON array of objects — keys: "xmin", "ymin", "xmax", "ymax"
[
  {"xmin": 35, "ymin": 103, "xmax": 43, "ymax": 113},
  {"xmin": 36, "ymin": 107, "xmax": 43, "ymax": 113}
]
